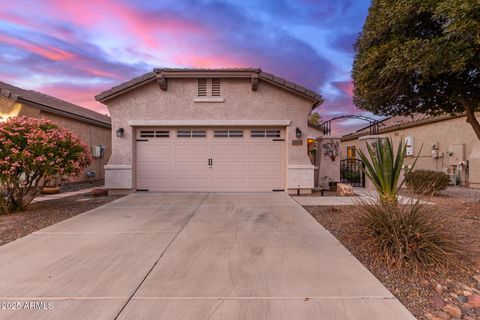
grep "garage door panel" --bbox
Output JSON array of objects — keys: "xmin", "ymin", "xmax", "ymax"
[
  {"xmin": 249, "ymin": 178, "xmax": 283, "ymax": 189},
  {"xmin": 213, "ymin": 161, "xmax": 246, "ymax": 171},
  {"xmin": 175, "ymin": 179, "xmax": 210, "ymax": 189},
  {"xmin": 137, "ymin": 144, "xmax": 171, "ymax": 155},
  {"xmin": 212, "ymin": 145, "xmax": 246, "ymax": 156},
  {"xmin": 174, "ymin": 161, "xmax": 209, "ymax": 172},
  {"xmin": 137, "ymin": 161, "xmax": 172, "ymax": 172},
  {"xmin": 175, "ymin": 145, "xmax": 209, "ymax": 155},
  {"xmin": 139, "ymin": 178, "xmax": 173, "ymax": 189},
  {"xmin": 250, "ymin": 161, "xmax": 283, "ymax": 172},
  {"xmin": 249, "ymin": 145, "xmax": 283, "ymax": 156},
  {"xmin": 136, "ymin": 127, "xmax": 285, "ymax": 191},
  {"xmin": 211, "ymin": 178, "xmax": 246, "ymax": 189}
]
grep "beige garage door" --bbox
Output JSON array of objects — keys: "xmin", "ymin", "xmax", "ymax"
[{"xmin": 136, "ymin": 128, "xmax": 285, "ymax": 192}]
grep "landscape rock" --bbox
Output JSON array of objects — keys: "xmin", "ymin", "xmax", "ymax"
[
  {"xmin": 336, "ymin": 183, "xmax": 354, "ymax": 196},
  {"xmin": 434, "ymin": 283, "xmax": 445, "ymax": 294},
  {"xmin": 91, "ymin": 188, "xmax": 108, "ymax": 197},
  {"xmin": 431, "ymin": 293, "xmax": 446, "ymax": 308},
  {"xmin": 443, "ymin": 304, "xmax": 462, "ymax": 318},
  {"xmin": 437, "ymin": 311, "xmax": 451, "ymax": 320},
  {"xmin": 425, "ymin": 313, "xmax": 443, "ymax": 320},
  {"xmin": 467, "ymin": 294, "xmax": 480, "ymax": 308},
  {"xmin": 462, "ymin": 315, "xmax": 475, "ymax": 320}
]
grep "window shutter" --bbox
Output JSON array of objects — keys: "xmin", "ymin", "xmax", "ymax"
[
  {"xmin": 212, "ymin": 78, "xmax": 221, "ymax": 96},
  {"xmin": 197, "ymin": 79, "xmax": 207, "ymax": 96}
]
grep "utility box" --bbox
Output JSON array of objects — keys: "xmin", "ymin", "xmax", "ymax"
[
  {"xmin": 92, "ymin": 145, "xmax": 106, "ymax": 159},
  {"xmin": 405, "ymin": 136, "xmax": 414, "ymax": 156},
  {"xmin": 448, "ymin": 143, "xmax": 465, "ymax": 166}
]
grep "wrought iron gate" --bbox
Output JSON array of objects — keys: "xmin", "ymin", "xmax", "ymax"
[{"xmin": 340, "ymin": 159, "xmax": 365, "ymax": 187}]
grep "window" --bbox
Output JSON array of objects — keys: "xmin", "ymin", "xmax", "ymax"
[
  {"xmin": 212, "ymin": 78, "xmax": 221, "ymax": 96},
  {"xmin": 197, "ymin": 79, "xmax": 207, "ymax": 97},
  {"xmin": 347, "ymin": 146, "xmax": 356, "ymax": 159},
  {"xmin": 251, "ymin": 129, "xmax": 281, "ymax": 138},
  {"xmin": 214, "ymin": 129, "xmax": 243, "ymax": 138},
  {"xmin": 177, "ymin": 130, "xmax": 207, "ymax": 138},
  {"xmin": 140, "ymin": 130, "xmax": 170, "ymax": 138}
]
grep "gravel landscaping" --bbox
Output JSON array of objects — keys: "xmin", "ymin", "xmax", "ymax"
[
  {"xmin": 0, "ymin": 193, "xmax": 125, "ymax": 246},
  {"xmin": 304, "ymin": 186, "xmax": 480, "ymax": 320}
]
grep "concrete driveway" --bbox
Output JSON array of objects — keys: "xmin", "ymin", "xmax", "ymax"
[{"xmin": 0, "ymin": 193, "xmax": 414, "ymax": 320}]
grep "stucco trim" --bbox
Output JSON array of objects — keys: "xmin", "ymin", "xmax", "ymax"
[
  {"xmin": 127, "ymin": 120, "xmax": 292, "ymax": 127},
  {"xmin": 104, "ymin": 164, "xmax": 132, "ymax": 170},
  {"xmin": 193, "ymin": 97, "xmax": 225, "ymax": 103},
  {"xmin": 288, "ymin": 165, "xmax": 316, "ymax": 169}
]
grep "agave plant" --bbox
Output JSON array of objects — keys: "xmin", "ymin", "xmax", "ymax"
[{"xmin": 357, "ymin": 138, "xmax": 421, "ymax": 204}]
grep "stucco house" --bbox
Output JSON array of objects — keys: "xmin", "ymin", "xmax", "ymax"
[
  {"xmin": 0, "ymin": 81, "xmax": 112, "ymax": 182},
  {"xmin": 340, "ymin": 113, "xmax": 480, "ymax": 188},
  {"xmin": 95, "ymin": 68, "xmax": 324, "ymax": 194}
]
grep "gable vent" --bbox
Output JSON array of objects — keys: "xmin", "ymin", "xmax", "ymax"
[
  {"xmin": 197, "ymin": 79, "xmax": 207, "ymax": 96},
  {"xmin": 212, "ymin": 78, "xmax": 221, "ymax": 96}
]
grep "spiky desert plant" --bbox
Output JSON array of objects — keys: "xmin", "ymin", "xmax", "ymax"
[
  {"xmin": 356, "ymin": 198, "xmax": 462, "ymax": 271},
  {"xmin": 358, "ymin": 138, "xmax": 420, "ymax": 204}
]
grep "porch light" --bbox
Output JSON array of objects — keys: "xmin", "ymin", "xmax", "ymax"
[
  {"xmin": 295, "ymin": 127, "xmax": 302, "ymax": 139},
  {"xmin": 116, "ymin": 128, "xmax": 124, "ymax": 137}
]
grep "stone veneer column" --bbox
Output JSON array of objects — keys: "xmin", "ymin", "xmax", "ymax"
[
  {"xmin": 358, "ymin": 135, "xmax": 388, "ymax": 191},
  {"xmin": 316, "ymin": 136, "xmax": 341, "ymax": 189},
  {"xmin": 468, "ymin": 140, "xmax": 480, "ymax": 189}
]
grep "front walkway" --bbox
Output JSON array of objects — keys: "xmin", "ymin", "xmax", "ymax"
[
  {"xmin": 0, "ymin": 193, "xmax": 414, "ymax": 319},
  {"xmin": 293, "ymin": 188, "xmax": 433, "ymax": 206}
]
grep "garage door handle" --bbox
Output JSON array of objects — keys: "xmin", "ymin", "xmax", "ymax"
[{"xmin": 208, "ymin": 158, "xmax": 212, "ymax": 166}]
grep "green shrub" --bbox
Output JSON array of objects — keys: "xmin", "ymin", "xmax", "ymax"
[
  {"xmin": 404, "ymin": 170, "xmax": 450, "ymax": 195},
  {"xmin": 356, "ymin": 199, "xmax": 461, "ymax": 271}
]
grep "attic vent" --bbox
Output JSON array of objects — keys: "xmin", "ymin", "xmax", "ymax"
[
  {"xmin": 212, "ymin": 78, "xmax": 221, "ymax": 96},
  {"xmin": 197, "ymin": 79, "xmax": 207, "ymax": 96}
]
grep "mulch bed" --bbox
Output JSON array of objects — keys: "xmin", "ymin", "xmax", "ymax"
[
  {"xmin": 304, "ymin": 188, "xmax": 480, "ymax": 320},
  {"xmin": 0, "ymin": 193, "xmax": 125, "ymax": 246}
]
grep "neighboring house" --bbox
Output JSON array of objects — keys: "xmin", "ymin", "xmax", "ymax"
[
  {"xmin": 0, "ymin": 81, "xmax": 112, "ymax": 182},
  {"xmin": 95, "ymin": 68, "xmax": 323, "ymax": 194},
  {"xmin": 340, "ymin": 113, "xmax": 480, "ymax": 188}
]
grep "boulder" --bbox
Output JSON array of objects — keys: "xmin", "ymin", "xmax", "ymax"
[
  {"xmin": 443, "ymin": 304, "xmax": 462, "ymax": 318},
  {"xmin": 336, "ymin": 183, "xmax": 354, "ymax": 196},
  {"xmin": 467, "ymin": 294, "xmax": 480, "ymax": 308},
  {"xmin": 91, "ymin": 188, "xmax": 108, "ymax": 197}
]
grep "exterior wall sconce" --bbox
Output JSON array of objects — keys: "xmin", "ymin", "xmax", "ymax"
[
  {"xmin": 116, "ymin": 128, "xmax": 124, "ymax": 137},
  {"xmin": 295, "ymin": 127, "xmax": 302, "ymax": 139}
]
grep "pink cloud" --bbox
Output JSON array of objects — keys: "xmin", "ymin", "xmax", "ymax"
[
  {"xmin": 0, "ymin": 34, "xmax": 75, "ymax": 61},
  {"xmin": 42, "ymin": 0, "xmax": 208, "ymax": 50},
  {"xmin": 34, "ymin": 83, "xmax": 108, "ymax": 115},
  {"xmin": 332, "ymin": 80, "xmax": 354, "ymax": 97}
]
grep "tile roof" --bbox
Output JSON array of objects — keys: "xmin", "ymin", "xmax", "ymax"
[
  {"xmin": 341, "ymin": 113, "xmax": 463, "ymax": 141},
  {"xmin": 0, "ymin": 81, "xmax": 111, "ymax": 127},
  {"xmin": 95, "ymin": 68, "xmax": 323, "ymax": 104}
]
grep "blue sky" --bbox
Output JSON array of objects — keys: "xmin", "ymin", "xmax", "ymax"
[{"xmin": 0, "ymin": 0, "xmax": 373, "ymax": 134}]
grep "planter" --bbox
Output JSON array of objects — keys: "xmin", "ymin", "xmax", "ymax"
[
  {"xmin": 329, "ymin": 181, "xmax": 338, "ymax": 191},
  {"xmin": 42, "ymin": 186, "xmax": 60, "ymax": 194}
]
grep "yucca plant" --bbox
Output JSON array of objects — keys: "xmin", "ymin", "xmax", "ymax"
[{"xmin": 357, "ymin": 138, "xmax": 421, "ymax": 204}]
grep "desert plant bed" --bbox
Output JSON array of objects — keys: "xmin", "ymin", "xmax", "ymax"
[
  {"xmin": 0, "ymin": 193, "xmax": 125, "ymax": 246},
  {"xmin": 304, "ymin": 191, "xmax": 480, "ymax": 320}
]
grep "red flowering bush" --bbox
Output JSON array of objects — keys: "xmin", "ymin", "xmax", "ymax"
[{"xmin": 0, "ymin": 117, "xmax": 92, "ymax": 212}]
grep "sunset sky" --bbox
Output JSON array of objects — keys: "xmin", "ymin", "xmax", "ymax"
[{"xmin": 0, "ymin": 0, "xmax": 373, "ymax": 134}]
